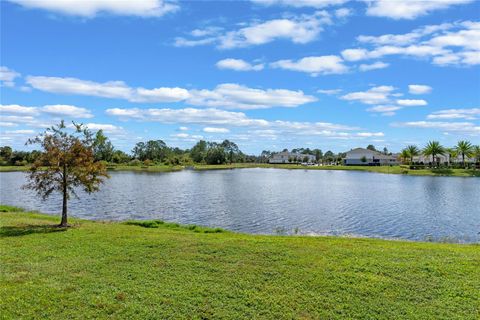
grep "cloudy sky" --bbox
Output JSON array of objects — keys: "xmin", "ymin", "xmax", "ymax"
[{"xmin": 1, "ymin": 0, "xmax": 479, "ymax": 153}]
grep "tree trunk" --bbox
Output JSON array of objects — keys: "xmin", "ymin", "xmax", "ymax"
[
  {"xmin": 60, "ymin": 165, "xmax": 68, "ymax": 227},
  {"xmin": 462, "ymin": 153, "xmax": 465, "ymax": 168}
]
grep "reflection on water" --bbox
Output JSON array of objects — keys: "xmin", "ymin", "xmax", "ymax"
[{"xmin": 1, "ymin": 169, "xmax": 479, "ymax": 242}]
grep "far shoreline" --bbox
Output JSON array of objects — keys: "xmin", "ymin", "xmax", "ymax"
[{"xmin": 1, "ymin": 163, "xmax": 479, "ymax": 177}]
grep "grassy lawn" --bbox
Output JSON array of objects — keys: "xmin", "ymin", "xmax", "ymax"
[{"xmin": 1, "ymin": 205, "xmax": 479, "ymax": 319}]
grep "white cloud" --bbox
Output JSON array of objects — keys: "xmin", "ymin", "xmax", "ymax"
[
  {"xmin": 427, "ymin": 108, "xmax": 480, "ymax": 120},
  {"xmin": 251, "ymin": 0, "xmax": 349, "ymax": 8},
  {"xmin": 341, "ymin": 48, "xmax": 369, "ymax": 61},
  {"xmin": 335, "ymin": 8, "xmax": 352, "ymax": 18},
  {"xmin": 84, "ymin": 123, "xmax": 123, "ymax": 133},
  {"xmin": 0, "ymin": 66, "xmax": 20, "ymax": 87},
  {"xmin": 7, "ymin": 0, "xmax": 179, "ymax": 18},
  {"xmin": 3, "ymin": 129, "xmax": 35, "ymax": 134},
  {"xmin": 366, "ymin": 0, "xmax": 474, "ymax": 20},
  {"xmin": 175, "ymin": 11, "xmax": 333, "ymax": 49},
  {"xmin": 41, "ymin": 104, "xmax": 93, "ymax": 118},
  {"xmin": 358, "ymin": 61, "xmax": 389, "ymax": 71},
  {"xmin": 203, "ymin": 127, "xmax": 230, "ymax": 133},
  {"xmin": 366, "ymin": 105, "xmax": 402, "ymax": 116},
  {"xmin": 187, "ymin": 83, "xmax": 317, "ymax": 110},
  {"xmin": 106, "ymin": 107, "xmax": 383, "ymax": 140},
  {"xmin": 341, "ymin": 85, "xmax": 395, "ymax": 105},
  {"xmin": 343, "ymin": 21, "xmax": 480, "ymax": 66},
  {"xmin": 408, "ymin": 84, "xmax": 432, "ymax": 94},
  {"xmin": 26, "ymin": 76, "xmax": 190, "ymax": 103},
  {"xmin": 270, "ymin": 55, "xmax": 348, "ymax": 76},
  {"xmin": 0, "ymin": 104, "xmax": 38, "ymax": 115},
  {"xmin": 179, "ymin": 126, "xmax": 189, "ymax": 131},
  {"xmin": 26, "ymin": 75, "xmax": 314, "ymax": 110},
  {"xmin": 396, "ymin": 99, "xmax": 428, "ymax": 106},
  {"xmin": 392, "ymin": 120, "xmax": 480, "ymax": 135},
  {"xmin": 106, "ymin": 107, "xmax": 271, "ymax": 127},
  {"xmin": 216, "ymin": 59, "xmax": 264, "ymax": 71}
]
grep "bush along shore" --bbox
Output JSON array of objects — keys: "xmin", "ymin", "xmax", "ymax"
[{"xmin": 1, "ymin": 205, "xmax": 479, "ymax": 319}]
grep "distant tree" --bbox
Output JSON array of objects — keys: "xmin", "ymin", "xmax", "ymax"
[
  {"xmin": 190, "ymin": 140, "xmax": 207, "ymax": 163},
  {"xmin": 282, "ymin": 148, "xmax": 288, "ymax": 152},
  {"xmin": 455, "ymin": 140, "xmax": 473, "ymax": 168},
  {"xmin": 145, "ymin": 140, "xmax": 168, "ymax": 162},
  {"xmin": 0, "ymin": 146, "xmax": 13, "ymax": 162},
  {"xmin": 221, "ymin": 140, "xmax": 241, "ymax": 163},
  {"xmin": 303, "ymin": 156, "xmax": 309, "ymax": 163},
  {"xmin": 360, "ymin": 156, "xmax": 367, "ymax": 163},
  {"xmin": 93, "ymin": 130, "xmax": 115, "ymax": 162},
  {"xmin": 383, "ymin": 147, "xmax": 388, "ymax": 155},
  {"xmin": 405, "ymin": 145, "xmax": 420, "ymax": 164},
  {"xmin": 423, "ymin": 141, "xmax": 445, "ymax": 166},
  {"xmin": 205, "ymin": 146, "xmax": 226, "ymax": 164},
  {"xmin": 23, "ymin": 121, "xmax": 109, "ymax": 227},
  {"xmin": 314, "ymin": 149, "xmax": 323, "ymax": 162},
  {"xmin": 132, "ymin": 142, "xmax": 146, "ymax": 160},
  {"xmin": 366, "ymin": 145, "xmax": 376, "ymax": 151},
  {"xmin": 111, "ymin": 150, "xmax": 131, "ymax": 164}
]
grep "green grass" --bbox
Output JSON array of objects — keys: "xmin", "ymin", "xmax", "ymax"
[
  {"xmin": 3, "ymin": 163, "xmax": 479, "ymax": 176},
  {"xmin": 1, "ymin": 206, "xmax": 479, "ymax": 319}
]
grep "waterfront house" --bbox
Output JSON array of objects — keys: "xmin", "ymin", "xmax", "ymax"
[
  {"xmin": 344, "ymin": 148, "xmax": 399, "ymax": 166},
  {"xmin": 269, "ymin": 151, "xmax": 316, "ymax": 164}
]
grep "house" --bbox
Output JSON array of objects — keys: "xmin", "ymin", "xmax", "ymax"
[
  {"xmin": 269, "ymin": 151, "xmax": 316, "ymax": 164},
  {"xmin": 413, "ymin": 154, "xmax": 475, "ymax": 164},
  {"xmin": 344, "ymin": 148, "xmax": 399, "ymax": 166}
]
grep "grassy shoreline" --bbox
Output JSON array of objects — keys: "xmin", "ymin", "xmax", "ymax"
[
  {"xmin": 1, "ymin": 205, "xmax": 479, "ymax": 319},
  {"xmin": 2, "ymin": 163, "xmax": 479, "ymax": 177}
]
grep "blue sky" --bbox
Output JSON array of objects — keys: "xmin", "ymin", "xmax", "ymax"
[{"xmin": 1, "ymin": 0, "xmax": 479, "ymax": 154}]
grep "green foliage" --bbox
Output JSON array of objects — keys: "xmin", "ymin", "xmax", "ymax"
[
  {"xmin": 423, "ymin": 141, "xmax": 446, "ymax": 164},
  {"xmin": 1, "ymin": 209, "xmax": 479, "ymax": 319},
  {"xmin": 205, "ymin": 146, "xmax": 227, "ymax": 165}
]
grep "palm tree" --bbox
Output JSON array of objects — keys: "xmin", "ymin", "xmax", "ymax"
[
  {"xmin": 455, "ymin": 140, "xmax": 473, "ymax": 168},
  {"xmin": 446, "ymin": 148, "xmax": 458, "ymax": 166},
  {"xmin": 406, "ymin": 145, "xmax": 419, "ymax": 164},
  {"xmin": 400, "ymin": 149, "xmax": 410, "ymax": 164},
  {"xmin": 473, "ymin": 145, "xmax": 480, "ymax": 163},
  {"xmin": 423, "ymin": 141, "xmax": 445, "ymax": 167}
]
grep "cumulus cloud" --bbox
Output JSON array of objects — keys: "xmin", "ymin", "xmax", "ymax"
[
  {"xmin": 186, "ymin": 83, "xmax": 317, "ymax": 110},
  {"xmin": 396, "ymin": 99, "xmax": 428, "ymax": 106},
  {"xmin": 0, "ymin": 104, "xmax": 38, "ymax": 115},
  {"xmin": 41, "ymin": 105, "xmax": 94, "ymax": 118},
  {"xmin": 365, "ymin": 0, "xmax": 474, "ymax": 20},
  {"xmin": 6, "ymin": 0, "xmax": 179, "ymax": 18},
  {"xmin": 216, "ymin": 59, "xmax": 264, "ymax": 71},
  {"xmin": 26, "ymin": 76, "xmax": 190, "ymax": 103},
  {"xmin": 358, "ymin": 61, "xmax": 389, "ymax": 71},
  {"xmin": 342, "ymin": 21, "xmax": 480, "ymax": 66},
  {"xmin": 427, "ymin": 108, "xmax": 480, "ymax": 120},
  {"xmin": 175, "ymin": 11, "xmax": 333, "ymax": 49},
  {"xmin": 270, "ymin": 55, "xmax": 348, "ymax": 76},
  {"xmin": 392, "ymin": 120, "xmax": 480, "ymax": 135},
  {"xmin": 203, "ymin": 127, "xmax": 230, "ymax": 133},
  {"xmin": 0, "ymin": 66, "xmax": 20, "ymax": 87},
  {"xmin": 341, "ymin": 86, "xmax": 395, "ymax": 105},
  {"xmin": 408, "ymin": 84, "xmax": 432, "ymax": 94},
  {"xmin": 106, "ymin": 107, "xmax": 384, "ymax": 140},
  {"xmin": 25, "ymin": 75, "xmax": 315, "ymax": 110}
]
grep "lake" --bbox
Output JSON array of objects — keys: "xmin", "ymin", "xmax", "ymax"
[{"xmin": 1, "ymin": 169, "xmax": 479, "ymax": 242}]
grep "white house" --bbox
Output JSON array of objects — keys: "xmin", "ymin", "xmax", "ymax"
[
  {"xmin": 344, "ymin": 148, "xmax": 399, "ymax": 166},
  {"xmin": 413, "ymin": 154, "xmax": 475, "ymax": 164},
  {"xmin": 269, "ymin": 151, "xmax": 316, "ymax": 164}
]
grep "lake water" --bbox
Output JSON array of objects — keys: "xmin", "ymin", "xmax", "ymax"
[{"xmin": 1, "ymin": 169, "xmax": 479, "ymax": 242}]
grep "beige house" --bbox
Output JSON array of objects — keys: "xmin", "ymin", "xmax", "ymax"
[
  {"xmin": 269, "ymin": 151, "xmax": 316, "ymax": 164},
  {"xmin": 344, "ymin": 148, "xmax": 399, "ymax": 166}
]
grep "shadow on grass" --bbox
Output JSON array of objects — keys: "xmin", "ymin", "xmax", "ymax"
[
  {"xmin": 0, "ymin": 224, "xmax": 67, "ymax": 237},
  {"xmin": 430, "ymin": 168, "xmax": 454, "ymax": 175}
]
